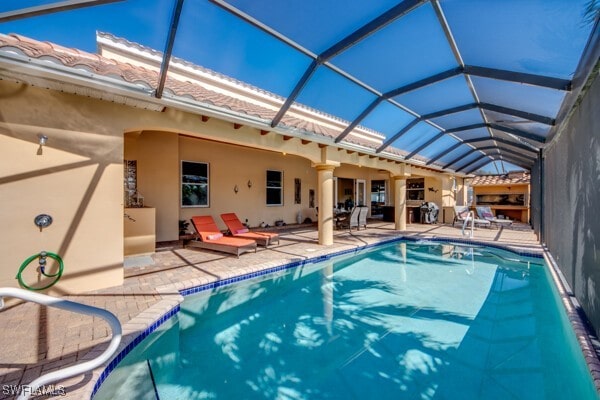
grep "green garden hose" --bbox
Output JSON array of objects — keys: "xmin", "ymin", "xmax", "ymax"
[{"xmin": 16, "ymin": 251, "xmax": 64, "ymax": 291}]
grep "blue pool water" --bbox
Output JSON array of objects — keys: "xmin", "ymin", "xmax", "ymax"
[{"xmin": 95, "ymin": 241, "xmax": 598, "ymax": 399}]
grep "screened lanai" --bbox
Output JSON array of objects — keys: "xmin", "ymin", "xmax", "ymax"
[
  {"xmin": 1, "ymin": 0, "xmax": 598, "ymax": 175},
  {"xmin": 3, "ymin": 2, "xmax": 600, "ymax": 398}
]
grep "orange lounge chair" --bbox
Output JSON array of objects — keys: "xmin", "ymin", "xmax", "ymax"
[
  {"xmin": 220, "ymin": 213, "xmax": 280, "ymax": 247},
  {"xmin": 188, "ymin": 216, "xmax": 257, "ymax": 257}
]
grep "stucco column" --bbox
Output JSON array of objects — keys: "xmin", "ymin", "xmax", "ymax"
[
  {"xmin": 316, "ymin": 164, "xmax": 336, "ymax": 245},
  {"xmin": 393, "ymin": 176, "xmax": 407, "ymax": 231}
]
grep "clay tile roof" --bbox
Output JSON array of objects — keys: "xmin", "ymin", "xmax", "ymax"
[
  {"xmin": 471, "ymin": 172, "xmax": 530, "ymax": 186},
  {"xmin": 0, "ymin": 32, "xmax": 416, "ymax": 161},
  {"xmin": 0, "ymin": 33, "xmax": 286, "ymax": 121},
  {"xmin": 2, "ymin": 33, "xmax": 146, "ymax": 80}
]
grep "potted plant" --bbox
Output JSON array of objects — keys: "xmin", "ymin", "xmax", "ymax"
[{"xmin": 179, "ymin": 219, "xmax": 190, "ymax": 236}]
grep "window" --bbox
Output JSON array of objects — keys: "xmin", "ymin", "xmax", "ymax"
[
  {"xmin": 181, "ymin": 161, "xmax": 209, "ymax": 207},
  {"xmin": 266, "ymin": 170, "xmax": 283, "ymax": 206}
]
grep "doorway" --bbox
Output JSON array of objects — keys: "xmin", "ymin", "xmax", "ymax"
[
  {"xmin": 356, "ymin": 179, "xmax": 367, "ymax": 207},
  {"xmin": 371, "ymin": 180, "xmax": 386, "ymax": 216},
  {"xmin": 336, "ymin": 178, "xmax": 354, "ymax": 210},
  {"xmin": 335, "ymin": 178, "xmax": 367, "ymax": 211}
]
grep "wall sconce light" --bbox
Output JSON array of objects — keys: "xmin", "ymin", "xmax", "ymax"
[
  {"xmin": 37, "ymin": 134, "xmax": 48, "ymax": 155},
  {"xmin": 247, "ymin": 180, "xmax": 252, "ymax": 188},
  {"xmin": 38, "ymin": 134, "xmax": 48, "ymax": 146},
  {"xmin": 234, "ymin": 185, "xmax": 239, "ymax": 194}
]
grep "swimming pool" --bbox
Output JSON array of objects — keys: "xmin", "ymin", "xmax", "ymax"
[{"xmin": 94, "ymin": 241, "xmax": 598, "ymax": 399}]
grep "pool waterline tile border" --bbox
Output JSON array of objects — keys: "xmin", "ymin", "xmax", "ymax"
[
  {"xmin": 91, "ymin": 235, "xmax": 584, "ymax": 399},
  {"xmin": 179, "ymin": 236, "xmax": 543, "ymax": 298},
  {"xmin": 401, "ymin": 235, "xmax": 544, "ymax": 258},
  {"xmin": 179, "ymin": 236, "xmax": 401, "ymax": 296},
  {"xmin": 90, "ymin": 303, "xmax": 181, "ymax": 398}
]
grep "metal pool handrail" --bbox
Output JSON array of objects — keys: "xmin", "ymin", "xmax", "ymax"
[
  {"xmin": 462, "ymin": 210, "xmax": 475, "ymax": 238},
  {"xmin": 0, "ymin": 287, "xmax": 122, "ymax": 400}
]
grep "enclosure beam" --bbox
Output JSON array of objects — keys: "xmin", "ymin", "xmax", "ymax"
[
  {"xmin": 0, "ymin": 0, "xmax": 122, "ymax": 23},
  {"xmin": 155, "ymin": 0, "xmax": 185, "ymax": 99}
]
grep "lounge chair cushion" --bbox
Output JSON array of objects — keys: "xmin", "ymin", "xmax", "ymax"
[
  {"xmin": 191, "ymin": 216, "xmax": 229, "ymax": 242},
  {"xmin": 189, "ymin": 216, "xmax": 257, "ymax": 257},
  {"xmin": 481, "ymin": 210, "xmax": 494, "ymax": 219},
  {"xmin": 220, "ymin": 213, "xmax": 280, "ymax": 245}
]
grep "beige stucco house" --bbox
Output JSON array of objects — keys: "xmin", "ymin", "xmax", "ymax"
[{"xmin": 0, "ymin": 32, "xmax": 466, "ymax": 295}]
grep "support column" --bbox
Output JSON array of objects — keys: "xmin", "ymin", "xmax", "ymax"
[
  {"xmin": 316, "ymin": 164, "xmax": 336, "ymax": 245},
  {"xmin": 393, "ymin": 176, "xmax": 407, "ymax": 231}
]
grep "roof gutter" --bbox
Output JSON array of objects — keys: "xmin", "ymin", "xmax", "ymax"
[{"xmin": 0, "ymin": 50, "xmax": 165, "ymax": 111}]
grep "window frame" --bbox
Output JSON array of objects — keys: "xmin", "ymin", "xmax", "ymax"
[
  {"xmin": 181, "ymin": 160, "xmax": 210, "ymax": 208},
  {"xmin": 266, "ymin": 169, "xmax": 283, "ymax": 206}
]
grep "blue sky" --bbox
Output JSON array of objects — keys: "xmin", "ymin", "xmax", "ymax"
[{"xmin": 1, "ymin": 0, "xmax": 596, "ymax": 173}]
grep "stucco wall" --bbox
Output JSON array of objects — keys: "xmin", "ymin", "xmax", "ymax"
[
  {"xmin": 541, "ymin": 71, "xmax": 600, "ymax": 337},
  {"xmin": 0, "ymin": 81, "xmax": 125, "ymax": 294},
  {"xmin": 424, "ymin": 176, "xmax": 443, "ymax": 205},
  {"xmin": 125, "ymin": 132, "xmax": 179, "ymax": 242},
  {"xmin": 126, "ymin": 132, "xmax": 321, "ymax": 238},
  {"xmin": 178, "ymin": 136, "xmax": 318, "ymax": 232}
]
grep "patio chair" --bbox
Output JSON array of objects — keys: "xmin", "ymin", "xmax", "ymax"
[
  {"xmin": 188, "ymin": 216, "xmax": 257, "ymax": 257},
  {"xmin": 220, "ymin": 213, "xmax": 280, "ymax": 247},
  {"xmin": 338, "ymin": 206, "xmax": 362, "ymax": 231},
  {"xmin": 358, "ymin": 206, "xmax": 368, "ymax": 230},
  {"xmin": 453, "ymin": 205, "xmax": 490, "ymax": 228},
  {"xmin": 476, "ymin": 206, "xmax": 513, "ymax": 229},
  {"xmin": 334, "ymin": 208, "xmax": 349, "ymax": 230}
]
